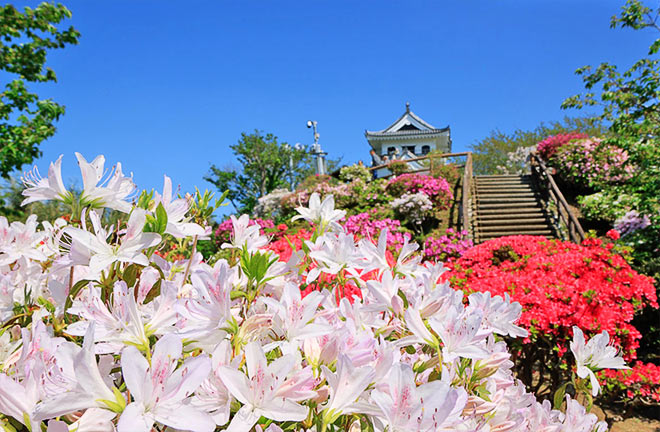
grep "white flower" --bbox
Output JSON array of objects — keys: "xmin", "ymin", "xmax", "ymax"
[
  {"xmin": 221, "ymin": 214, "xmax": 267, "ymax": 252},
  {"xmin": 293, "ymin": 192, "xmax": 346, "ymax": 233},
  {"xmin": 33, "ymin": 324, "xmax": 118, "ymax": 422},
  {"xmin": 570, "ymin": 326, "xmax": 629, "ymax": 396},
  {"xmin": 155, "ymin": 175, "xmax": 207, "ymax": 238},
  {"xmin": 21, "ymin": 155, "xmax": 73, "ymax": 205},
  {"xmin": 76, "ymin": 153, "xmax": 136, "ymax": 213},
  {"xmin": 118, "ymin": 334, "xmax": 214, "ymax": 432},
  {"xmin": 321, "ymin": 354, "xmax": 375, "ymax": 422},
  {"xmin": 468, "ymin": 291, "xmax": 528, "ymax": 338},
  {"xmin": 218, "ymin": 342, "xmax": 309, "ymax": 431},
  {"xmin": 63, "ymin": 209, "xmax": 160, "ymax": 274},
  {"xmin": 0, "ymin": 215, "xmax": 48, "ymax": 265},
  {"xmin": 371, "ymin": 363, "xmax": 466, "ymax": 431}
]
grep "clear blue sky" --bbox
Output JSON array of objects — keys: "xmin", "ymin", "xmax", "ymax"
[{"xmin": 10, "ymin": 0, "xmax": 656, "ymax": 206}]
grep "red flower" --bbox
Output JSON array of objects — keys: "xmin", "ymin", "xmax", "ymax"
[{"xmin": 606, "ymin": 229, "xmax": 621, "ymax": 241}]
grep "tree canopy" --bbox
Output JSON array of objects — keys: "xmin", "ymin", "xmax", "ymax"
[
  {"xmin": 562, "ymin": 0, "xmax": 660, "ymax": 219},
  {"xmin": 205, "ymin": 130, "xmax": 338, "ymax": 214},
  {"xmin": 469, "ymin": 116, "xmax": 605, "ymax": 175},
  {"xmin": 0, "ymin": 2, "xmax": 80, "ymax": 178}
]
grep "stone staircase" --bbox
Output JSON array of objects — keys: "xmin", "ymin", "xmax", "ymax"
[{"xmin": 472, "ymin": 175, "xmax": 556, "ymax": 243}]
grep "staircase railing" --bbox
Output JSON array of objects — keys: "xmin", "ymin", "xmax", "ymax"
[
  {"xmin": 529, "ymin": 152, "xmax": 585, "ymax": 244},
  {"xmin": 461, "ymin": 152, "xmax": 473, "ymax": 236}
]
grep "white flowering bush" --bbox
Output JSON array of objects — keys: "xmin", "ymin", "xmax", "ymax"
[
  {"xmin": 495, "ymin": 145, "xmax": 535, "ymax": 175},
  {"xmin": 391, "ymin": 192, "xmax": 433, "ymax": 225},
  {"xmin": 0, "ymin": 154, "xmax": 628, "ymax": 431},
  {"xmin": 253, "ymin": 188, "xmax": 292, "ymax": 218}
]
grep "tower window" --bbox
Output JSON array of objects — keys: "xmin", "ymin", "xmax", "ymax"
[{"xmin": 421, "ymin": 145, "xmax": 431, "ymax": 155}]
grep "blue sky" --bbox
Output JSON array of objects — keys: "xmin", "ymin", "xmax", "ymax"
[{"xmin": 9, "ymin": 0, "xmax": 656, "ymax": 207}]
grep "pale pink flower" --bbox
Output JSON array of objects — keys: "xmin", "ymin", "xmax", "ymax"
[
  {"xmin": 218, "ymin": 342, "xmax": 309, "ymax": 431},
  {"xmin": 570, "ymin": 326, "xmax": 629, "ymax": 396},
  {"xmin": 117, "ymin": 334, "xmax": 214, "ymax": 432}
]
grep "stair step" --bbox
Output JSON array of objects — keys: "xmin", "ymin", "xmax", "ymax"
[
  {"xmin": 477, "ymin": 217, "xmax": 549, "ymax": 226},
  {"xmin": 475, "ymin": 175, "xmax": 529, "ymax": 179},
  {"xmin": 478, "ymin": 224, "xmax": 552, "ymax": 232},
  {"xmin": 478, "ymin": 230, "xmax": 554, "ymax": 237},
  {"xmin": 476, "ymin": 202, "xmax": 542, "ymax": 210},
  {"xmin": 475, "ymin": 186, "xmax": 534, "ymax": 192},
  {"xmin": 476, "ymin": 193, "xmax": 536, "ymax": 199},
  {"xmin": 478, "ymin": 234, "xmax": 555, "ymax": 242}
]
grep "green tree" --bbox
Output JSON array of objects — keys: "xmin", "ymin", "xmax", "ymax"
[
  {"xmin": 561, "ymin": 0, "xmax": 660, "ymax": 361},
  {"xmin": 469, "ymin": 116, "xmax": 604, "ymax": 175},
  {"xmin": 561, "ymin": 0, "xmax": 660, "ymax": 219},
  {"xmin": 0, "ymin": 2, "xmax": 80, "ymax": 178},
  {"xmin": 205, "ymin": 130, "xmax": 336, "ymax": 213}
]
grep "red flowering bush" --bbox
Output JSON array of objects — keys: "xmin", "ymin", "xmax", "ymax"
[
  {"xmin": 444, "ymin": 235, "xmax": 657, "ymax": 393},
  {"xmin": 599, "ymin": 362, "xmax": 660, "ymax": 405}
]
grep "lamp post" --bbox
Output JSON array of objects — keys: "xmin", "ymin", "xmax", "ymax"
[
  {"xmin": 284, "ymin": 143, "xmax": 305, "ymax": 191},
  {"xmin": 306, "ymin": 120, "xmax": 326, "ymax": 176}
]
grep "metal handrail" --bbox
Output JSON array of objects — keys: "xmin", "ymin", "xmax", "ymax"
[{"xmin": 529, "ymin": 152, "xmax": 585, "ymax": 244}]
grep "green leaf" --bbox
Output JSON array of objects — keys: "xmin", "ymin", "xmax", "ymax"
[
  {"xmin": 143, "ymin": 279, "xmax": 161, "ymax": 304},
  {"xmin": 553, "ymin": 382, "xmax": 568, "ymax": 410},
  {"xmin": 65, "ymin": 279, "xmax": 93, "ymax": 312},
  {"xmin": 122, "ymin": 264, "xmax": 140, "ymax": 288},
  {"xmin": 155, "ymin": 202, "xmax": 168, "ymax": 234}
]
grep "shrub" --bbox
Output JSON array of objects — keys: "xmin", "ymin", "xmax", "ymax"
[
  {"xmin": 444, "ymin": 235, "xmax": 657, "ymax": 393},
  {"xmin": 599, "ymin": 362, "xmax": 660, "ymax": 405},
  {"xmin": 386, "ymin": 173, "xmax": 453, "ymax": 209},
  {"xmin": 430, "ymin": 162, "xmax": 461, "ymax": 185},
  {"xmin": 537, "ymin": 132, "xmax": 589, "ymax": 160},
  {"xmin": 387, "ymin": 160, "xmax": 409, "ymax": 176},
  {"xmin": 391, "ymin": 192, "xmax": 433, "ymax": 225},
  {"xmin": 339, "ymin": 163, "xmax": 372, "ymax": 183},
  {"xmin": 578, "ymin": 190, "xmax": 640, "ymax": 223},
  {"xmin": 423, "ymin": 228, "xmax": 473, "ymax": 262},
  {"xmin": 552, "ymin": 138, "xmax": 634, "ymax": 189},
  {"xmin": 0, "ymin": 148, "xmax": 629, "ymax": 430},
  {"xmin": 342, "ymin": 212, "xmax": 410, "ymax": 249}
]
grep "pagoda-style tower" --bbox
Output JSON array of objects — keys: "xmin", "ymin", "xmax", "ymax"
[{"xmin": 365, "ymin": 103, "xmax": 451, "ymax": 177}]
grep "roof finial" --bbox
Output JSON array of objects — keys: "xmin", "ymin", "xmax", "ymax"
[{"xmin": 405, "ymin": 101, "xmax": 410, "ymax": 113}]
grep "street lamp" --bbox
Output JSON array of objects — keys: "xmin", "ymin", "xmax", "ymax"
[
  {"xmin": 306, "ymin": 120, "xmax": 326, "ymax": 176},
  {"xmin": 283, "ymin": 142, "xmax": 305, "ymax": 191}
]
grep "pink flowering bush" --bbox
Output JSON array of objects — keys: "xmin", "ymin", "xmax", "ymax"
[
  {"xmin": 551, "ymin": 138, "xmax": 634, "ymax": 188},
  {"xmin": 386, "ymin": 173, "xmax": 453, "ymax": 209},
  {"xmin": 423, "ymin": 228, "xmax": 473, "ymax": 262},
  {"xmin": 0, "ymin": 154, "xmax": 622, "ymax": 431},
  {"xmin": 342, "ymin": 211, "xmax": 410, "ymax": 249},
  {"xmin": 536, "ymin": 132, "xmax": 589, "ymax": 160}
]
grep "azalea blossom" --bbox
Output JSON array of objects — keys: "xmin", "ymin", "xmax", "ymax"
[
  {"xmin": 321, "ymin": 354, "xmax": 376, "ymax": 423},
  {"xmin": 371, "ymin": 362, "xmax": 466, "ymax": 431},
  {"xmin": 221, "ymin": 214, "xmax": 268, "ymax": 251},
  {"xmin": 63, "ymin": 209, "xmax": 160, "ymax": 274},
  {"xmin": 33, "ymin": 324, "xmax": 118, "ymax": 422},
  {"xmin": 21, "ymin": 155, "xmax": 73, "ymax": 205},
  {"xmin": 218, "ymin": 342, "xmax": 310, "ymax": 431},
  {"xmin": 118, "ymin": 334, "xmax": 214, "ymax": 432},
  {"xmin": 76, "ymin": 152, "xmax": 136, "ymax": 212},
  {"xmin": 570, "ymin": 326, "xmax": 629, "ymax": 396},
  {"xmin": 293, "ymin": 192, "xmax": 346, "ymax": 233},
  {"xmin": 155, "ymin": 175, "xmax": 207, "ymax": 238}
]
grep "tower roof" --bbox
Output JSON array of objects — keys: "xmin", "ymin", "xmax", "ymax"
[{"xmin": 365, "ymin": 102, "xmax": 449, "ymax": 138}]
